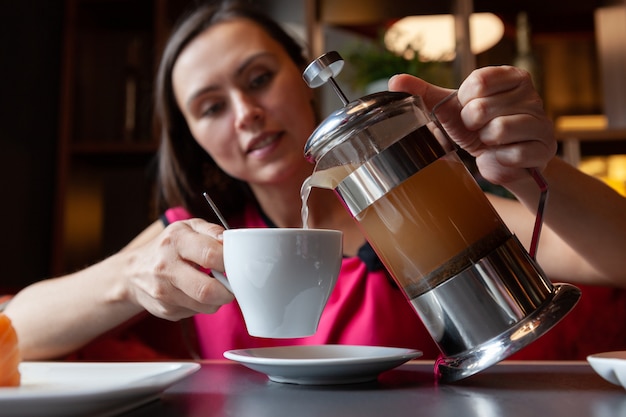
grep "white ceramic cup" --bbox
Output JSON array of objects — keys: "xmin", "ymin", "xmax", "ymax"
[{"xmin": 211, "ymin": 228, "xmax": 343, "ymax": 338}]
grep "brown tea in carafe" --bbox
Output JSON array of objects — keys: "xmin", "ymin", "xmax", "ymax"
[
  {"xmin": 355, "ymin": 147, "xmax": 510, "ymax": 298},
  {"xmin": 304, "ymin": 121, "xmax": 511, "ymax": 297}
]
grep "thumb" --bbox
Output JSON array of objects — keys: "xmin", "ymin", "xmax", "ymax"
[{"xmin": 388, "ymin": 74, "xmax": 454, "ymax": 111}]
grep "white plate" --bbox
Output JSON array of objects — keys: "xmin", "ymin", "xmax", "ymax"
[
  {"xmin": 0, "ymin": 361, "xmax": 200, "ymax": 417},
  {"xmin": 224, "ymin": 344, "xmax": 422, "ymax": 385},
  {"xmin": 587, "ymin": 351, "xmax": 626, "ymax": 387}
]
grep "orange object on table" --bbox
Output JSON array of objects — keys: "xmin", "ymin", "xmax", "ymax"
[{"xmin": 0, "ymin": 313, "xmax": 20, "ymax": 386}]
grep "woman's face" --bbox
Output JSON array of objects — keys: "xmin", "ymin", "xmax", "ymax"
[{"xmin": 172, "ymin": 18, "xmax": 316, "ymax": 186}]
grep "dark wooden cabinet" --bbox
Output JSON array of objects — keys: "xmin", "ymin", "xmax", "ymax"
[{"xmin": 52, "ymin": 0, "xmax": 192, "ymax": 275}]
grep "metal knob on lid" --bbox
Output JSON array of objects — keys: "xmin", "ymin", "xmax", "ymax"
[{"xmin": 303, "ymin": 51, "xmax": 349, "ymax": 105}]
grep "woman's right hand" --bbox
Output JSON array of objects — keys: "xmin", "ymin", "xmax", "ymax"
[
  {"xmin": 389, "ymin": 66, "xmax": 556, "ymax": 187},
  {"xmin": 122, "ymin": 218, "xmax": 235, "ymax": 321},
  {"xmin": 5, "ymin": 218, "xmax": 234, "ymax": 360}
]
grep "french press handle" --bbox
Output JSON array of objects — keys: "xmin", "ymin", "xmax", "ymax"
[{"xmin": 431, "ymin": 91, "xmax": 548, "ymax": 260}]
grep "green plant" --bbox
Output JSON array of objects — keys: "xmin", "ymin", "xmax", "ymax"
[{"xmin": 340, "ymin": 37, "xmax": 454, "ymax": 92}]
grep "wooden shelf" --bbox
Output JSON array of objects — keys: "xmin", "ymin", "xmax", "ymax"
[
  {"xmin": 557, "ymin": 128, "xmax": 626, "ymax": 166},
  {"xmin": 557, "ymin": 128, "xmax": 626, "ymax": 141}
]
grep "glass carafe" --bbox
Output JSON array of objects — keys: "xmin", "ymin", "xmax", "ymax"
[{"xmin": 302, "ymin": 52, "xmax": 581, "ymax": 382}]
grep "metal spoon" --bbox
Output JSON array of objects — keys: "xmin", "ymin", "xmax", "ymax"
[
  {"xmin": 202, "ymin": 192, "xmax": 233, "ymax": 292},
  {"xmin": 203, "ymin": 192, "xmax": 230, "ymax": 230}
]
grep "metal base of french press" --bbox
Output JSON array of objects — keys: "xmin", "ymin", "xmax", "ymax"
[
  {"xmin": 435, "ymin": 283, "xmax": 580, "ymax": 382},
  {"xmin": 410, "ymin": 235, "xmax": 581, "ymax": 383}
]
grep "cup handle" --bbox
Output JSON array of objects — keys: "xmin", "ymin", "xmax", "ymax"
[{"xmin": 210, "ymin": 270, "xmax": 233, "ymax": 293}]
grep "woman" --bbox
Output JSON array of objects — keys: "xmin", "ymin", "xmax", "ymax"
[{"xmin": 6, "ymin": 1, "xmax": 626, "ymax": 361}]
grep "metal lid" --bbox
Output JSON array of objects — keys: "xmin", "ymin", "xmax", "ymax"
[{"xmin": 304, "ymin": 91, "xmax": 415, "ymax": 163}]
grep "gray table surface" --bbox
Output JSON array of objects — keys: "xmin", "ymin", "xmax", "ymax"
[{"xmin": 124, "ymin": 360, "xmax": 626, "ymax": 417}]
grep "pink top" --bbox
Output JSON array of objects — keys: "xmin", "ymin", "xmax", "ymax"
[
  {"xmin": 69, "ymin": 206, "xmax": 626, "ymax": 361},
  {"xmin": 163, "ymin": 206, "xmax": 626, "ymax": 362},
  {"xmin": 164, "ymin": 206, "xmax": 441, "ymax": 359}
]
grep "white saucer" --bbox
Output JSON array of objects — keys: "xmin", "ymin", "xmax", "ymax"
[
  {"xmin": 587, "ymin": 351, "xmax": 626, "ymax": 388},
  {"xmin": 223, "ymin": 345, "xmax": 422, "ymax": 385}
]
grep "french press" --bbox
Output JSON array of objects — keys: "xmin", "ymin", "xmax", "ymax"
[{"xmin": 302, "ymin": 51, "xmax": 581, "ymax": 382}]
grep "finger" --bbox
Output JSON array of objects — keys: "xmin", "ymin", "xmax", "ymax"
[
  {"xmin": 475, "ymin": 152, "xmax": 529, "ymax": 185},
  {"xmin": 155, "ymin": 223, "xmax": 233, "ymax": 306},
  {"xmin": 477, "ymin": 113, "xmax": 554, "ymax": 149},
  {"xmin": 389, "ymin": 74, "xmax": 484, "ymax": 153},
  {"xmin": 460, "ymin": 85, "xmax": 545, "ymax": 133},
  {"xmin": 164, "ymin": 220, "xmax": 226, "ymax": 271},
  {"xmin": 475, "ymin": 139, "xmax": 554, "ymax": 185},
  {"xmin": 170, "ymin": 266, "xmax": 234, "ymax": 308},
  {"xmin": 457, "ymin": 66, "xmax": 531, "ymax": 105},
  {"xmin": 133, "ymin": 264, "xmax": 233, "ymax": 319},
  {"xmin": 185, "ymin": 217, "xmax": 227, "ymax": 237},
  {"xmin": 130, "ymin": 270, "xmax": 198, "ymax": 320},
  {"xmin": 388, "ymin": 74, "xmax": 454, "ymax": 110}
]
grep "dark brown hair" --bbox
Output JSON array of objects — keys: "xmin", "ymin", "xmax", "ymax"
[{"xmin": 154, "ymin": 0, "xmax": 309, "ymax": 219}]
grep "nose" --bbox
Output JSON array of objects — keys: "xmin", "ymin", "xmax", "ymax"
[{"xmin": 232, "ymin": 91, "xmax": 264, "ymax": 130}]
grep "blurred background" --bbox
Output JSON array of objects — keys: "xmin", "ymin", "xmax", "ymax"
[{"xmin": 2, "ymin": 0, "xmax": 625, "ymax": 293}]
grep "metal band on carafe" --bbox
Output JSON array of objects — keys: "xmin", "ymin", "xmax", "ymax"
[{"xmin": 335, "ymin": 128, "xmax": 446, "ymax": 216}]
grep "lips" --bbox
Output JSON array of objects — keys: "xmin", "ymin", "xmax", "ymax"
[{"xmin": 246, "ymin": 132, "xmax": 282, "ymax": 154}]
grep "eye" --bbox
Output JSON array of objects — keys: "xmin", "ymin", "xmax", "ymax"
[
  {"xmin": 248, "ymin": 70, "xmax": 274, "ymax": 91},
  {"xmin": 199, "ymin": 100, "xmax": 226, "ymax": 118}
]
